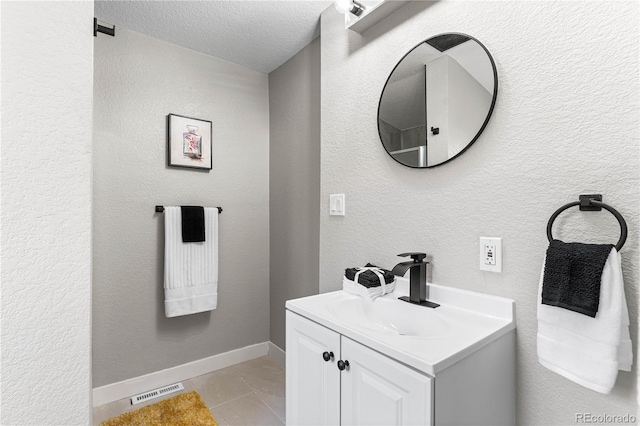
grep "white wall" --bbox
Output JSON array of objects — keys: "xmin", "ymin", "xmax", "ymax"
[
  {"xmin": 93, "ymin": 27, "xmax": 270, "ymax": 387},
  {"xmin": 321, "ymin": 1, "xmax": 639, "ymax": 424},
  {"xmin": 1, "ymin": 2, "xmax": 94, "ymax": 424},
  {"xmin": 445, "ymin": 55, "xmax": 492, "ymax": 158},
  {"xmin": 426, "ymin": 55, "xmax": 450, "ymax": 164}
]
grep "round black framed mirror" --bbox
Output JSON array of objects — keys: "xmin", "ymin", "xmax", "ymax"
[{"xmin": 377, "ymin": 33, "xmax": 498, "ymax": 168}]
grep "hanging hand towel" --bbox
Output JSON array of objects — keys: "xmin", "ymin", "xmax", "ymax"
[
  {"xmin": 537, "ymin": 246, "xmax": 632, "ymax": 394},
  {"xmin": 181, "ymin": 206, "xmax": 205, "ymax": 243},
  {"xmin": 163, "ymin": 206, "xmax": 218, "ymax": 317},
  {"xmin": 541, "ymin": 240, "xmax": 613, "ymax": 317}
]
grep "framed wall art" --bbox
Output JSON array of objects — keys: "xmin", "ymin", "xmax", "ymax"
[{"xmin": 167, "ymin": 113, "xmax": 212, "ymax": 170}]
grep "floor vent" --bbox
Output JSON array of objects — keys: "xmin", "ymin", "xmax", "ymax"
[{"xmin": 130, "ymin": 382, "xmax": 184, "ymax": 405}]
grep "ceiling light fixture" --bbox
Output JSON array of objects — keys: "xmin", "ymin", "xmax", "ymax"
[{"xmin": 334, "ymin": 0, "xmax": 365, "ymax": 16}]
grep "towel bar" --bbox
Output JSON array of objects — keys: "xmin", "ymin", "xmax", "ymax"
[
  {"xmin": 155, "ymin": 205, "xmax": 223, "ymax": 214},
  {"xmin": 546, "ymin": 194, "xmax": 627, "ymax": 251}
]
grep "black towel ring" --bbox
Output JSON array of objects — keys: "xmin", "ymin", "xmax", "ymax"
[{"xmin": 546, "ymin": 194, "xmax": 627, "ymax": 251}]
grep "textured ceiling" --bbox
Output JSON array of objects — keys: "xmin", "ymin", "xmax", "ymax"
[{"xmin": 95, "ymin": 1, "xmax": 333, "ymax": 74}]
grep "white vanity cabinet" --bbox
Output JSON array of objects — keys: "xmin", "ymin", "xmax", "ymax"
[
  {"xmin": 286, "ymin": 310, "xmax": 341, "ymax": 425},
  {"xmin": 285, "ymin": 284, "xmax": 516, "ymax": 426},
  {"xmin": 286, "ymin": 311, "xmax": 433, "ymax": 426},
  {"xmin": 341, "ymin": 334, "xmax": 433, "ymax": 425}
]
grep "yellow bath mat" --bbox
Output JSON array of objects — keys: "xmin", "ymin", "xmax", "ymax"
[{"xmin": 100, "ymin": 390, "xmax": 217, "ymax": 426}]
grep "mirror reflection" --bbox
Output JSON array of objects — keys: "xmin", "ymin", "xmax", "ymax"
[{"xmin": 378, "ymin": 33, "xmax": 497, "ymax": 168}]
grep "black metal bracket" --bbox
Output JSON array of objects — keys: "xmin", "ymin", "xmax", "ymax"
[
  {"xmin": 579, "ymin": 194, "xmax": 602, "ymax": 211},
  {"xmin": 431, "ymin": 127, "xmax": 440, "ymax": 135},
  {"xmin": 94, "ymin": 18, "xmax": 115, "ymax": 37}
]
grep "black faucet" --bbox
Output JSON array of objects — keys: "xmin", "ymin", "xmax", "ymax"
[{"xmin": 391, "ymin": 252, "xmax": 440, "ymax": 308}]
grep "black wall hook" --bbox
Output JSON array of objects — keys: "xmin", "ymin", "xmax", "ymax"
[{"xmin": 94, "ymin": 18, "xmax": 115, "ymax": 37}]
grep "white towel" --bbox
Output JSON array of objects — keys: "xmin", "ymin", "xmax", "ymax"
[
  {"xmin": 342, "ymin": 276, "xmax": 395, "ymax": 301},
  {"xmin": 163, "ymin": 206, "xmax": 218, "ymax": 317},
  {"xmin": 537, "ymin": 247, "xmax": 632, "ymax": 394}
]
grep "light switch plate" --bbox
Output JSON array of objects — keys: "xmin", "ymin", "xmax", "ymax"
[
  {"xmin": 479, "ymin": 237, "xmax": 502, "ymax": 272},
  {"xmin": 330, "ymin": 194, "xmax": 345, "ymax": 216}
]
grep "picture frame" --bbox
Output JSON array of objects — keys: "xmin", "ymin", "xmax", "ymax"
[{"xmin": 167, "ymin": 113, "xmax": 213, "ymax": 170}]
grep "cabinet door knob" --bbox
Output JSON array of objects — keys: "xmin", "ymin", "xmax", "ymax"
[
  {"xmin": 322, "ymin": 351, "xmax": 334, "ymax": 362},
  {"xmin": 337, "ymin": 360, "xmax": 350, "ymax": 371}
]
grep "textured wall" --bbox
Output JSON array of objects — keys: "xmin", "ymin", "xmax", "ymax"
[
  {"xmin": 93, "ymin": 28, "xmax": 270, "ymax": 387},
  {"xmin": 269, "ymin": 37, "xmax": 321, "ymax": 350},
  {"xmin": 1, "ymin": 2, "xmax": 93, "ymax": 424},
  {"xmin": 320, "ymin": 1, "xmax": 639, "ymax": 424}
]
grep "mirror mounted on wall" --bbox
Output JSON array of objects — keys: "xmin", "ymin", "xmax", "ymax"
[{"xmin": 377, "ymin": 33, "xmax": 498, "ymax": 168}]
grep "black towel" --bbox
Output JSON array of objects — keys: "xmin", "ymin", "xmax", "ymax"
[
  {"xmin": 345, "ymin": 263, "xmax": 395, "ymax": 288},
  {"xmin": 541, "ymin": 239, "xmax": 613, "ymax": 317},
  {"xmin": 181, "ymin": 206, "xmax": 205, "ymax": 243}
]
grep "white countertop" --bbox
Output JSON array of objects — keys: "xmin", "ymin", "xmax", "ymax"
[{"xmin": 286, "ymin": 277, "xmax": 515, "ymax": 376}]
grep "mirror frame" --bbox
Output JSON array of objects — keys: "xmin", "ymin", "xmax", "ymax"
[{"xmin": 377, "ymin": 33, "xmax": 498, "ymax": 169}]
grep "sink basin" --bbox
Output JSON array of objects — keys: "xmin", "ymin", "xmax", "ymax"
[
  {"xmin": 287, "ymin": 281, "xmax": 515, "ymax": 375},
  {"xmin": 327, "ymin": 294, "xmax": 452, "ymax": 338}
]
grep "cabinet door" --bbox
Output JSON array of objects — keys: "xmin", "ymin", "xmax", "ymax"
[
  {"xmin": 286, "ymin": 311, "xmax": 341, "ymax": 425},
  {"xmin": 340, "ymin": 337, "xmax": 433, "ymax": 426}
]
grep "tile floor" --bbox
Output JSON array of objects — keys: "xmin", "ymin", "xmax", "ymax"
[{"xmin": 93, "ymin": 356, "xmax": 285, "ymax": 425}]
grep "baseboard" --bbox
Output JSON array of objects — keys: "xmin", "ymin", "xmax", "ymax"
[
  {"xmin": 268, "ymin": 341, "xmax": 286, "ymax": 366},
  {"xmin": 93, "ymin": 342, "xmax": 269, "ymax": 407}
]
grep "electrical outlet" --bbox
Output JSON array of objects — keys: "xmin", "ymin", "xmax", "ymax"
[
  {"xmin": 479, "ymin": 237, "xmax": 502, "ymax": 272},
  {"xmin": 484, "ymin": 243, "xmax": 496, "ymax": 265}
]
